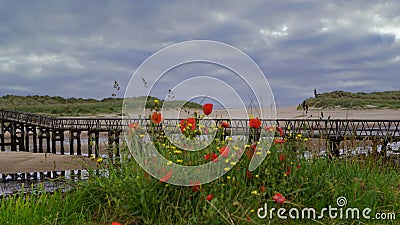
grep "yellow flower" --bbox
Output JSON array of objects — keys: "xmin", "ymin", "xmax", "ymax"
[
  {"xmin": 267, "ymin": 151, "xmax": 271, "ymax": 154},
  {"xmin": 230, "ymin": 162, "xmax": 236, "ymax": 166},
  {"xmin": 97, "ymin": 158, "xmax": 103, "ymax": 163},
  {"xmin": 227, "ymin": 176, "xmax": 231, "ymax": 180},
  {"xmin": 304, "ymin": 138, "xmax": 309, "ymax": 142},
  {"xmin": 250, "ymin": 209, "xmax": 255, "ymax": 213},
  {"xmin": 176, "ymin": 159, "xmax": 183, "ymax": 163},
  {"xmin": 255, "ymin": 174, "xmax": 259, "ymax": 178},
  {"xmin": 167, "ymin": 161, "xmax": 173, "ymax": 165},
  {"xmin": 224, "ymin": 167, "xmax": 230, "ymax": 171},
  {"xmin": 225, "ymin": 159, "xmax": 230, "ymax": 163},
  {"xmin": 251, "ymin": 190, "xmax": 258, "ymax": 195},
  {"xmin": 90, "ymin": 154, "xmax": 95, "ymax": 160},
  {"xmin": 174, "ymin": 150, "xmax": 182, "ymax": 154},
  {"xmin": 154, "ymin": 99, "xmax": 159, "ymax": 104},
  {"xmin": 256, "ymin": 152, "xmax": 261, "ymax": 155},
  {"xmin": 227, "ymin": 137, "xmax": 233, "ymax": 141}
]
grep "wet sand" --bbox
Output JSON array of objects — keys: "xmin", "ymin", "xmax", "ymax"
[{"xmin": 0, "ymin": 152, "xmax": 97, "ymax": 174}]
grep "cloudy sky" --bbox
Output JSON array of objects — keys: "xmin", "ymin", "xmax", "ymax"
[{"xmin": 1, "ymin": 0, "xmax": 399, "ymax": 107}]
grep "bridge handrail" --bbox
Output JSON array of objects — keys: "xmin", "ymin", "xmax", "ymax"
[{"xmin": 1, "ymin": 110, "xmax": 399, "ymax": 138}]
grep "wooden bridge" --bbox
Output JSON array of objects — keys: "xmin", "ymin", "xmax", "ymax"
[{"xmin": 1, "ymin": 109, "xmax": 400, "ymax": 157}]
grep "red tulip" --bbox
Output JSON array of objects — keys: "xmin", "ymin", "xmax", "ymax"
[
  {"xmin": 204, "ymin": 153, "xmax": 218, "ymax": 162},
  {"xmin": 220, "ymin": 121, "xmax": 230, "ymax": 128},
  {"xmin": 272, "ymin": 193, "xmax": 286, "ymax": 204},
  {"xmin": 246, "ymin": 145, "xmax": 257, "ymax": 159},
  {"xmin": 249, "ymin": 117, "xmax": 261, "ymax": 129},
  {"xmin": 274, "ymin": 138, "xmax": 286, "ymax": 144},
  {"xmin": 190, "ymin": 180, "xmax": 202, "ymax": 193},
  {"xmin": 128, "ymin": 123, "xmax": 138, "ymax": 130},
  {"xmin": 180, "ymin": 118, "xmax": 196, "ymax": 133},
  {"xmin": 246, "ymin": 170, "xmax": 253, "ymax": 179},
  {"xmin": 285, "ymin": 166, "xmax": 291, "ymax": 176},
  {"xmin": 296, "ymin": 164, "xmax": 301, "ymax": 169},
  {"xmin": 151, "ymin": 112, "xmax": 162, "ymax": 124},
  {"xmin": 219, "ymin": 146, "xmax": 230, "ymax": 158},
  {"xmin": 279, "ymin": 153, "xmax": 285, "ymax": 161},
  {"xmin": 206, "ymin": 194, "xmax": 214, "ymax": 201},
  {"xmin": 260, "ymin": 185, "xmax": 267, "ymax": 193},
  {"xmin": 202, "ymin": 103, "xmax": 213, "ymax": 115},
  {"xmin": 160, "ymin": 170, "xmax": 173, "ymax": 183},
  {"xmin": 111, "ymin": 222, "xmax": 123, "ymax": 225}
]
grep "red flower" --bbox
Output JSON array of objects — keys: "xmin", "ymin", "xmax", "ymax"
[
  {"xmin": 190, "ymin": 180, "xmax": 202, "ymax": 193},
  {"xmin": 111, "ymin": 222, "xmax": 123, "ymax": 225},
  {"xmin": 204, "ymin": 153, "xmax": 218, "ymax": 162},
  {"xmin": 180, "ymin": 118, "xmax": 196, "ymax": 133},
  {"xmin": 160, "ymin": 170, "xmax": 173, "ymax": 183},
  {"xmin": 260, "ymin": 185, "xmax": 267, "ymax": 193},
  {"xmin": 249, "ymin": 117, "xmax": 261, "ymax": 129},
  {"xmin": 202, "ymin": 103, "xmax": 213, "ymax": 115},
  {"xmin": 272, "ymin": 193, "xmax": 286, "ymax": 204},
  {"xmin": 279, "ymin": 153, "xmax": 285, "ymax": 161},
  {"xmin": 220, "ymin": 121, "xmax": 230, "ymax": 128},
  {"xmin": 285, "ymin": 166, "xmax": 291, "ymax": 176},
  {"xmin": 205, "ymin": 194, "xmax": 214, "ymax": 201},
  {"xmin": 246, "ymin": 170, "xmax": 253, "ymax": 179},
  {"xmin": 274, "ymin": 138, "xmax": 286, "ymax": 144},
  {"xmin": 246, "ymin": 145, "xmax": 257, "ymax": 159},
  {"xmin": 128, "ymin": 123, "xmax": 138, "ymax": 130},
  {"xmin": 151, "ymin": 112, "xmax": 162, "ymax": 124},
  {"xmin": 296, "ymin": 164, "xmax": 301, "ymax": 169},
  {"xmin": 219, "ymin": 146, "xmax": 230, "ymax": 158}
]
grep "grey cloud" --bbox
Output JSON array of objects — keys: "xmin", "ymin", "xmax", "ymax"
[{"xmin": 0, "ymin": 0, "xmax": 399, "ymax": 106}]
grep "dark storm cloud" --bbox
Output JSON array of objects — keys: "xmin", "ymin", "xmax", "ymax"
[{"xmin": 0, "ymin": 0, "xmax": 399, "ymax": 106}]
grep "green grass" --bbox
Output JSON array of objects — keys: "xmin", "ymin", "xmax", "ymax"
[
  {"xmin": 1, "ymin": 138, "xmax": 399, "ymax": 224},
  {"xmin": 0, "ymin": 95, "xmax": 201, "ymax": 116},
  {"xmin": 298, "ymin": 90, "xmax": 400, "ymax": 110}
]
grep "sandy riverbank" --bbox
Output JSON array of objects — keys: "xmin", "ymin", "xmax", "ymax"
[{"xmin": 0, "ymin": 152, "xmax": 97, "ymax": 174}]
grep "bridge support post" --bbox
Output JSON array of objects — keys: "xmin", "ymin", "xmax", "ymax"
[
  {"xmin": 26, "ymin": 125, "xmax": 37, "ymax": 153},
  {"xmin": 107, "ymin": 130, "xmax": 121, "ymax": 158},
  {"xmin": 0, "ymin": 120, "xmax": 4, "ymax": 151},
  {"xmin": 88, "ymin": 131, "xmax": 100, "ymax": 157},
  {"xmin": 52, "ymin": 129, "xmax": 65, "ymax": 154},
  {"xmin": 38, "ymin": 127, "xmax": 51, "ymax": 153},
  {"xmin": 69, "ymin": 130, "xmax": 82, "ymax": 155}
]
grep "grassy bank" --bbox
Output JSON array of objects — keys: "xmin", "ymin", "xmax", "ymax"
[
  {"xmin": 1, "ymin": 139, "xmax": 399, "ymax": 224},
  {"xmin": 0, "ymin": 95, "xmax": 201, "ymax": 116},
  {"xmin": 299, "ymin": 90, "xmax": 400, "ymax": 110}
]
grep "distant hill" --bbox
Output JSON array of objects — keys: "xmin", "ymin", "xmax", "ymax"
[
  {"xmin": 0, "ymin": 95, "xmax": 201, "ymax": 116},
  {"xmin": 298, "ymin": 90, "xmax": 400, "ymax": 110}
]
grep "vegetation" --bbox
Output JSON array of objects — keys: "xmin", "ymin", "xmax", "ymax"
[
  {"xmin": 1, "ymin": 139, "xmax": 399, "ymax": 224},
  {"xmin": 1, "ymin": 99, "xmax": 399, "ymax": 224},
  {"xmin": 298, "ymin": 90, "xmax": 400, "ymax": 110},
  {"xmin": 0, "ymin": 95, "xmax": 201, "ymax": 116}
]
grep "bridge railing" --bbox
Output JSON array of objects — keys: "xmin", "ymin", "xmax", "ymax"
[{"xmin": 1, "ymin": 110, "xmax": 400, "ymax": 139}]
